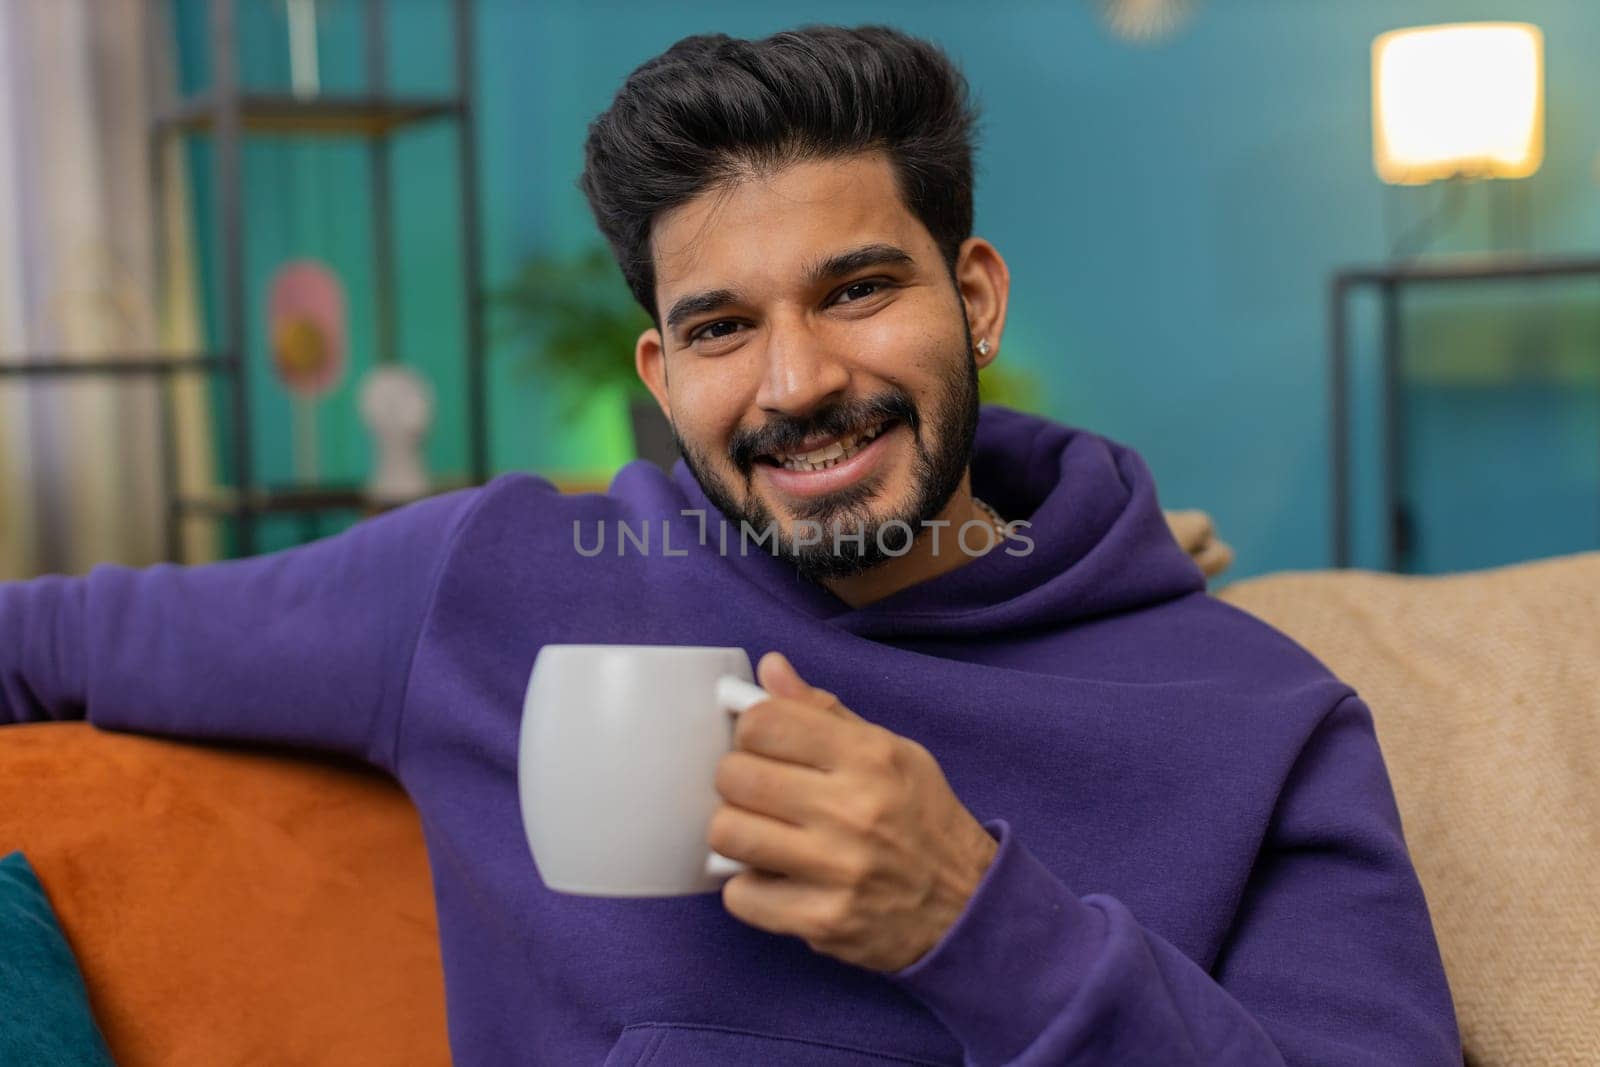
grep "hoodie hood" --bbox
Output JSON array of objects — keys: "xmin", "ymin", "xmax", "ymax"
[{"xmin": 625, "ymin": 406, "xmax": 1204, "ymax": 639}]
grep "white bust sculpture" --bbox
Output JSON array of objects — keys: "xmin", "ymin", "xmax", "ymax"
[{"xmin": 358, "ymin": 365, "xmax": 435, "ymax": 504}]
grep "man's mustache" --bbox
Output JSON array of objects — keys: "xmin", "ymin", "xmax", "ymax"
[{"xmin": 728, "ymin": 392, "xmax": 920, "ymax": 474}]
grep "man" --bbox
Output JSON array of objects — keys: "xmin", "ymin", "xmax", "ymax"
[{"xmin": 1, "ymin": 25, "xmax": 1458, "ymax": 1066}]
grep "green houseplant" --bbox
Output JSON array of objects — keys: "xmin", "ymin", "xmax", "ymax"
[
  {"xmin": 497, "ymin": 247, "xmax": 651, "ymax": 400},
  {"xmin": 495, "ymin": 246, "xmax": 679, "ymax": 467}
]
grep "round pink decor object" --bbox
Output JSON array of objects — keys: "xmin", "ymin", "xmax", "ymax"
[{"xmin": 268, "ymin": 259, "xmax": 349, "ymax": 398}]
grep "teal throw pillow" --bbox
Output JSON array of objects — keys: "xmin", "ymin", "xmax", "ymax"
[{"xmin": 0, "ymin": 851, "xmax": 116, "ymax": 1066}]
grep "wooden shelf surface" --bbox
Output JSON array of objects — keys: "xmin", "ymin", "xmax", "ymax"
[
  {"xmin": 155, "ymin": 92, "xmax": 463, "ymax": 137},
  {"xmin": 1337, "ymin": 253, "xmax": 1600, "ymax": 287},
  {"xmin": 174, "ymin": 482, "xmax": 471, "ymax": 517},
  {"xmin": 175, "ymin": 476, "xmax": 611, "ymax": 518},
  {"xmin": 0, "ymin": 353, "xmax": 236, "ymax": 378}
]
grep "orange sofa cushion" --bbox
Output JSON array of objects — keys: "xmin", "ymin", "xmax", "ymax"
[{"xmin": 0, "ymin": 722, "xmax": 449, "ymax": 1066}]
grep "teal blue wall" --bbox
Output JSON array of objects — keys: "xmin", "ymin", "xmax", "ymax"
[
  {"xmin": 179, "ymin": 1, "xmax": 1600, "ymax": 575},
  {"xmin": 175, "ymin": 0, "xmax": 475, "ymax": 551}
]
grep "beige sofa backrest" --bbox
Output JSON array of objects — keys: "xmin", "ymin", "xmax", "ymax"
[{"xmin": 1219, "ymin": 552, "xmax": 1600, "ymax": 1066}]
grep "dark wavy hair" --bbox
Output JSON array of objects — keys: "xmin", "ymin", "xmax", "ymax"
[{"xmin": 579, "ymin": 25, "xmax": 980, "ymax": 323}]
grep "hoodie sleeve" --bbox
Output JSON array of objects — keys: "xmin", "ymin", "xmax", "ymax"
[
  {"xmin": 0, "ymin": 485, "xmax": 484, "ymax": 775},
  {"xmin": 888, "ymin": 694, "xmax": 1461, "ymax": 1065}
]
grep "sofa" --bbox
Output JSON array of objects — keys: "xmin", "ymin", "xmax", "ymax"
[{"xmin": 2, "ymin": 541, "xmax": 1595, "ymax": 1065}]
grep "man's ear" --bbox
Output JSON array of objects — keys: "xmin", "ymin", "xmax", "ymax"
[
  {"xmin": 954, "ymin": 237, "xmax": 1010, "ymax": 370},
  {"xmin": 635, "ymin": 327, "xmax": 671, "ymax": 419}
]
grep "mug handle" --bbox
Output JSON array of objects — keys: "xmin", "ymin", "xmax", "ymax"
[
  {"xmin": 715, "ymin": 676, "xmax": 769, "ymax": 714},
  {"xmin": 704, "ymin": 675, "xmax": 770, "ymax": 881}
]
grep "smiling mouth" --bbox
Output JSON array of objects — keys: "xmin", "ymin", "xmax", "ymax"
[{"xmin": 757, "ymin": 418, "xmax": 898, "ymax": 473}]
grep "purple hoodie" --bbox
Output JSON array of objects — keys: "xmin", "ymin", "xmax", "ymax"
[{"xmin": 1, "ymin": 407, "xmax": 1459, "ymax": 1064}]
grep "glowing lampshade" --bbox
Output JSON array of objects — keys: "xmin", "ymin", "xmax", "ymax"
[{"xmin": 1372, "ymin": 22, "xmax": 1544, "ymax": 185}]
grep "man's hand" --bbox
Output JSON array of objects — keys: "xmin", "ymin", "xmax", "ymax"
[{"xmin": 709, "ymin": 651, "xmax": 998, "ymax": 972}]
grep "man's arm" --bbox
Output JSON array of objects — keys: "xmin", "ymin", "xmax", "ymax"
[
  {"xmin": 0, "ymin": 486, "xmax": 484, "ymax": 774},
  {"xmin": 710, "ymin": 660, "xmax": 1458, "ymax": 1064},
  {"xmin": 886, "ymin": 694, "xmax": 1461, "ymax": 1065}
]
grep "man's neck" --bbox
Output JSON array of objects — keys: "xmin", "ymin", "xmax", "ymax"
[{"xmin": 823, "ymin": 477, "xmax": 994, "ymax": 608}]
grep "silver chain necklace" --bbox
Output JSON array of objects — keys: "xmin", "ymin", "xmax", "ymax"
[{"xmin": 972, "ymin": 496, "xmax": 1012, "ymax": 540}]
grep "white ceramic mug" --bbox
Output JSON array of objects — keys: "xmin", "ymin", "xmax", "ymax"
[{"xmin": 518, "ymin": 644, "xmax": 770, "ymax": 896}]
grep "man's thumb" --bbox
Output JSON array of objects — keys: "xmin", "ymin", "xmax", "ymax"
[{"xmin": 756, "ymin": 650, "xmax": 810, "ymax": 699}]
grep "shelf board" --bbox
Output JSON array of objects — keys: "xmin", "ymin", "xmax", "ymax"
[
  {"xmin": 154, "ymin": 93, "xmax": 464, "ymax": 137},
  {"xmin": 175, "ymin": 477, "xmax": 609, "ymax": 518},
  {"xmin": 551, "ymin": 478, "xmax": 612, "ymax": 495},
  {"xmin": 0, "ymin": 353, "xmax": 236, "ymax": 379},
  {"xmin": 1337, "ymin": 253, "xmax": 1600, "ymax": 287},
  {"xmin": 175, "ymin": 483, "xmax": 466, "ymax": 517}
]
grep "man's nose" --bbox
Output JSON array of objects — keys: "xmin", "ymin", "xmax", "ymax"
[{"xmin": 754, "ymin": 315, "xmax": 851, "ymax": 416}]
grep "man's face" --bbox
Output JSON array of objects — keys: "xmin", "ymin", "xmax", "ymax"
[{"xmin": 638, "ymin": 153, "xmax": 982, "ymax": 580}]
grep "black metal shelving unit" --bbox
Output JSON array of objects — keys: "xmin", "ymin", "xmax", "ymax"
[
  {"xmin": 1328, "ymin": 252, "xmax": 1600, "ymax": 571},
  {"xmin": 0, "ymin": 0, "xmax": 487, "ymax": 562}
]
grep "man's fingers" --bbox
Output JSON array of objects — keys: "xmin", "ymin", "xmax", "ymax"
[
  {"xmin": 733, "ymin": 698, "xmax": 842, "ymax": 769},
  {"xmin": 756, "ymin": 650, "xmax": 810, "ymax": 699},
  {"xmin": 707, "ymin": 804, "xmax": 851, "ymax": 885},
  {"xmin": 722, "ymin": 868, "xmax": 868, "ymax": 951},
  {"xmin": 721, "ymin": 869, "xmax": 818, "ymax": 939},
  {"xmin": 714, "ymin": 749, "xmax": 831, "ymax": 824},
  {"xmin": 756, "ymin": 651, "xmax": 861, "ymax": 721},
  {"xmin": 1194, "ymin": 538, "xmax": 1234, "ymax": 579}
]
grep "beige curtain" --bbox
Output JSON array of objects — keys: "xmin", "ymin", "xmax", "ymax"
[{"xmin": 0, "ymin": 0, "xmax": 217, "ymax": 579}]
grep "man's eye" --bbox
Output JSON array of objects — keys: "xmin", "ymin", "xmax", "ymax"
[
  {"xmin": 836, "ymin": 280, "xmax": 884, "ymax": 304},
  {"xmin": 691, "ymin": 321, "xmax": 741, "ymax": 343}
]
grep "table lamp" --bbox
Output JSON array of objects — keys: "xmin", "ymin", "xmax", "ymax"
[{"xmin": 1373, "ymin": 22, "xmax": 1544, "ymax": 185}]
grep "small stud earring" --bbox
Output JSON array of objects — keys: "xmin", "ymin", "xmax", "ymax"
[{"xmin": 977, "ymin": 337, "xmax": 991, "ymax": 357}]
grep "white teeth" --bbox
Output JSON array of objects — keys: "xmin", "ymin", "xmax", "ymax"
[{"xmin": 774, "ymin": 422, "xmax": 889, "ymax": 472}]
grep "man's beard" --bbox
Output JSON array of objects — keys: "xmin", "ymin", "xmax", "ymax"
[{"xmin": 673, "ymin": 335, "xmax": 981, "ymax": 583}]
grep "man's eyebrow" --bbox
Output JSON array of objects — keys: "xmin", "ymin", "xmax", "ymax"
[
  {"xmin": 804, "ymin": 243, "xmax": 915, "ymax": 286},
  {"xmin": 662, "ymin": 244, "xmax": 915, "ymax": 334},
  {"xmin": 664, "ymin": 288, "xmax": 742, "ymax": 332}
]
